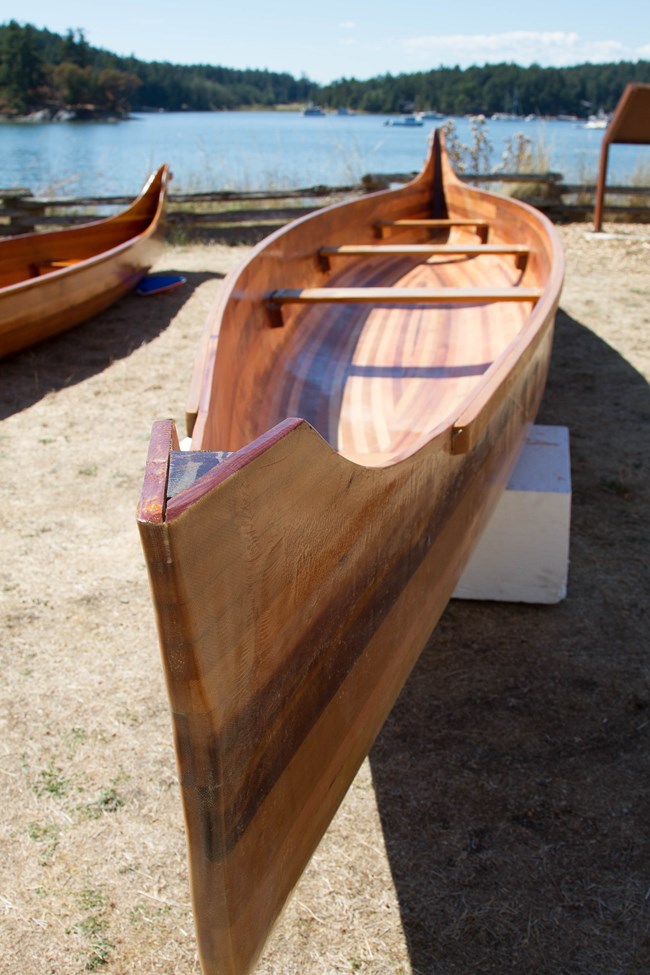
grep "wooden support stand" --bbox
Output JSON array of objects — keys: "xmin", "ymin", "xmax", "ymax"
[{"xmin": 453, "ymin": 425, "xmax": 571, "ymax": 604}]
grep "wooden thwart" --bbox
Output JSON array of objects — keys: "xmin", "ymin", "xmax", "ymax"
[
  {"xmin": 375, "ymin": 217, "xmax": 490, "ymax": 241},
  {"xmin": 318, "ymin": 242, "xmax": 529, "ymax": 271},
  {"xmin": 30, "ymin": 259, "xmax": 81, "ymax": 277},
  {"xmin": 269, "ymin": 285, "xmax": 542, "ymax": 326}
]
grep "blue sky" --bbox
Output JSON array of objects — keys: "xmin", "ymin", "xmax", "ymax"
[{"xmin": 8, "ymin": 1, "xmax": 650, "ymax": 83}]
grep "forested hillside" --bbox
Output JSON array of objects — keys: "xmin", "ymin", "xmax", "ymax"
[
  {"xmin": 1, "ymin": 19, "xmax": 649, "ymax": 118},
  {"xmin": 0, "ymin": 21, "xmax": 317, "ymax": 115},
  {"xmin": 319, "ymin": 61, "xmax": 650, "ymax": 117}
]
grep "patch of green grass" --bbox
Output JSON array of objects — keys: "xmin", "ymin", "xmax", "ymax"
[
  {"xmin": 75, "ymin": 889, "xmax": 114, "ymax": 972},
  {"xmin": 34, "ymin": 763, "xmax": 69, "ymax": 799},
  {"xmin": 79, "ymin": 890, "xmax": 106, "ymax": 913},
  {"xmin": 64, "ymin": 726, "xmax": 87, "ymax": 753},
  {"xmin": 166, "ymin": 222, "xmax": 191, "ymax": 246},
  {"xmin": 127, "ymin": 901, "xmax": 171, "ymax": 927},
  {"xmin": 78, "ymin": 465, "xmax": 98, "ymax": 477},
  {"xmin": 27, "ymin": 822, "xmax": 60, "ymax": 865},
  {"xmin": 82, "ymin": 787, "xmax": 125, "ymax": 819}
]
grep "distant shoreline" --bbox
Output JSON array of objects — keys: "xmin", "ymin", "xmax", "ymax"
[
  {"xmin": 1, "ymin": 106, "xmax": 129, "ymax": 123},
  {"xmin": 2, "ymin": 105, "xmax": 594, "ymax": 125}
]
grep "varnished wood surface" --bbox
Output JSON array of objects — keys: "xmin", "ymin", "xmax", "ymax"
[
  {"xmin": 0, "ymin": 165, "xmax": 169, "ymax": 358},
  {"xmin": 272, "ymin": 285, "xmax": 541, "ymax": 302},
  {"xmin": 594, "ymin": 83, "xmax": 650, "ymax": 231},
  {"xmin": 319, "ymin": 242, "xmax": 529, "ymax": 254},
  {"xmin": 189, "ymin": 134, "xmax": 562, "ymax": 456},
  {"xmin": 138, "ymin": 131, "xmax": 564, "ymax": 975}
]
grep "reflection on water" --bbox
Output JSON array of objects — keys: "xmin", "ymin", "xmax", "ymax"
[{"xmin": 1, "ymin": 111, "xmax": 647, "ymax": 196}]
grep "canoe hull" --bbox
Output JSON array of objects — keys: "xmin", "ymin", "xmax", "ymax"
[
  {"xmin": 138, "ymin": 131, "xmax": 563, "ymax": 975},
  {"xmin": 138, "ymin": 322, "xmax": 554, "ymax": 975},
  {"xmin": 0, "ymin": 166, "xmax": 168, "ymax": 358}
]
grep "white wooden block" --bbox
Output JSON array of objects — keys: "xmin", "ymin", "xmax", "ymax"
[{"xmin": 453, "ymin": 425, "xmax": 571, "ymax": 604}]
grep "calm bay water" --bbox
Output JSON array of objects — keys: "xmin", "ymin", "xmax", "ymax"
[{"xmin": 1, "ymin": 111, "xmax": 647, "ymax": 198}]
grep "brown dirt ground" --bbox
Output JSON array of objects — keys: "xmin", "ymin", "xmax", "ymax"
[{"xmin": 1, "ymin": 223, "xmax": 649, "ymax": 975}]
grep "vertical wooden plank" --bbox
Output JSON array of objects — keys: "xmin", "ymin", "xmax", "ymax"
[{"xmin": 136, "ymin": 419, "xmax": 179, "ymax": 524}]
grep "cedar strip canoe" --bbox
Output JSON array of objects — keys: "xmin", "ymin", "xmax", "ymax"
[
  {"xmin": 0, "ymin": 165, "xmax": 169, "ymax": 358},
  {"xmin": 137, "ymin": 131, "xmax": 564, "ymax": 975}
]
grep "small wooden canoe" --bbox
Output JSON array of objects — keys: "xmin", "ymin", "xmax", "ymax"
[
  {"xmin": 0, "ymin": 165, "xmax": 169, "ymax": 357},
  {"xmin": 137, "ymin": 131, "xmax": 564, "ymax": 975}
]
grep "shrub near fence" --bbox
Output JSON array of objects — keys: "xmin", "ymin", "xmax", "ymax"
[
  {"xmin": 460, "ymin": 173, "xmax": 650, "ymax": 222},
  {"xmin": 1, "ymin": 174, "xmax": 650, "ymax": 240}
]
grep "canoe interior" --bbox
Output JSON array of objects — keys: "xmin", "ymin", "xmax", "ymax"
[
  {"xmin": 190, "ymin": 131, "xmax": 561, "ymax": 464},
  {"xmin": 262, "ymin": 251, "xmax": 534, "ymax": 464}
]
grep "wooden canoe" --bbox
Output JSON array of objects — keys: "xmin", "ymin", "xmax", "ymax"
[
  {"xmin": 137, "ymin": 130, "xmax": 564, "ymax": 975},
  {"xmin": 0, "ymin": 165, "xmax": 169, "ymax": 358}
]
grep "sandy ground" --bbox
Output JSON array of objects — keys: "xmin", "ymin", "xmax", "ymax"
[{"xmin": 1, "ymin": 224, "xmax": 649, "ymax": 975}]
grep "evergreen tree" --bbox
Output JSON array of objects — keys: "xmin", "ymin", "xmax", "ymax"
[
  {"xmin": 61, "ymin": 28, "xmax": 91, "ymax": 68},
  {"xmin": 0, "ymin": 20, "xmax": 45, "ymax": 111}
]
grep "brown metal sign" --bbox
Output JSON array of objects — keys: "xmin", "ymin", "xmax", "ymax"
[{"xmin": 594, "ymin": 83, "xmax": 650, "ymax": 230}]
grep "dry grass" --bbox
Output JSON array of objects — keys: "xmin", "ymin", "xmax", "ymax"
[{"xmin": 1, "ymin": 225, "xmax": 649, "ymax": 975}]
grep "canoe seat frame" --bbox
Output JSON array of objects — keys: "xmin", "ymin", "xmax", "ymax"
[
  {"xmin": 268, "ymin": 285, "xmax": 542, "ymax": 327},
  {"xmin": 317, "ymin": 243, "xmax": 529, "ymax": 273},
  {"xmin": 29, "ymin": 259, "xmax": 81, "ymax": 277},
  {"xmin": 375, "ymin": 218, "xmax": 490, "ymax": 242}
]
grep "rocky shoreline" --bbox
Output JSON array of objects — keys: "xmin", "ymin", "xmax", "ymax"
[{"xmin": 1, "ymin": 105, "xmax": 129, "ymax": 123}]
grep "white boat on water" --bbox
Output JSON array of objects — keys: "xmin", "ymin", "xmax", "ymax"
[
  {"xmin": 384, "ymin": 114, "xmax": 424, "ymax": 127},
  {"xmin": 584, "ymin": 113, "xmax": 609, "ymax": 129},
  {"xmin": 302, "ymin": 104, "xmax": 326, "ymax": 117}
]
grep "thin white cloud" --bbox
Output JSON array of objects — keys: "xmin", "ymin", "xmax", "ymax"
[
  {"xmin": 339, "ymin": 21, "xmax": 356, "ymax": 30},
  {"xmin": 402, "ymin": 30, "xmax": 629, "ymax": 67}
]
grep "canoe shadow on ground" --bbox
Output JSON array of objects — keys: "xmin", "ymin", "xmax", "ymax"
[
  {"xmin": 0, "ymin": 269, "xmax": 220, "ymax": 420},
  {"xmin": 368, "ymin": 308, "xmax": 650, "ymax": 974}
]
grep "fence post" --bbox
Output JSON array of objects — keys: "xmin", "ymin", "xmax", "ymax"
[{"xmin": 0, "ymin": 189, "xmax": 46, "ymax": 235}]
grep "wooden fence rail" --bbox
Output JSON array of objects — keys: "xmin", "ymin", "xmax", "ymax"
[
  {"xmin": 1, "ymin": 172, "xmax": 649, "ymax": 239},
  {"xmin": 0, "ymin": 182, "xmax": 359, "ymax": 240}
]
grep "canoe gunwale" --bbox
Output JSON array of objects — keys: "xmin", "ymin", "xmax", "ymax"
[{"xmin": 446, "ymin": 186, "xmax": 564, "ymax": 452}]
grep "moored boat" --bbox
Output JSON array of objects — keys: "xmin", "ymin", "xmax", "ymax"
[
  {"xmin": 137, "ymin": 130, "xmax": 564, "ymax": 975},
  {"xmin": 584, "ymin": 114, "xmax": 609, "ymax": 129},
  {"xmin": 302, "ymin": 103, "xmax": 326, "ymax": 117},
  {"xmin": 384, "ymin": 113, "xmax": 424, "ymax": 126},
  {"xmin": 0, "ymin": 165, "xmax": 169, "ymax": 358}
]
